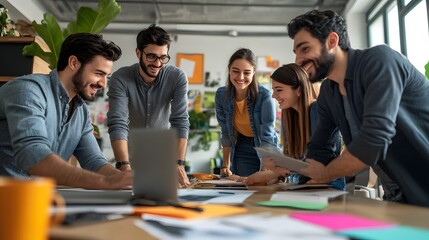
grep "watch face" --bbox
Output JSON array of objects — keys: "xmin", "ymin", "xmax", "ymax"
[
  {"xmin": 115, "ymin": 162, "xmax": 122, "ymax": 169},
  {"xmin": 116, "ymin": 161, "xmax": 129, "ymax": 169}
]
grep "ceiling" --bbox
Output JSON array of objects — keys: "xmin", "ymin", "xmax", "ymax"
[{"xmin": 36, "ymin": 0, "xmax": 351, "ymax": 36}]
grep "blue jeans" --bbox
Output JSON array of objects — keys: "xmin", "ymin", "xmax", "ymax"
[{"xmin": 232, "ymin": 135, "xmax": 261, "ymax": 177}]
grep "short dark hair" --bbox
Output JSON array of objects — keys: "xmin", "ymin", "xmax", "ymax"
[
  {"xmin": 226, "ymin": 48, "xmax": 258, "ymax": 103},
  {"xmin": 287, "ymin": 10, "xmax": 350, "ymax": 51},
  {"xmin": 57, "ymin": 33, "xmax": 122, "ymax": 71},
  {"xmin": 136, "ymin": 24, "xmax": 171, "ymax": 51}
]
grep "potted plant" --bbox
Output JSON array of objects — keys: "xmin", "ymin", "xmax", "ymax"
[
  {"xmin": 189, "ymin": 110, "xmax": 215, "ymax": 151},
  {"xmin": 0, "ymin": 4, "xmax": 41, "ymax": 83},
  {"xmin": 22, "ymin": 0, "xmax": 121, "ymax": 70},
  {"xmin": 0, "ymin": 4, "xmax": 17, "ymax": 37}
]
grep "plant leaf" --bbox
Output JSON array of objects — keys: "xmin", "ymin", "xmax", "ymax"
[
  {"xmin": 22, "ymin": 13, "xmax": 64, "ymax": 69},
  {"xmin": 22, "ymin": 42, "xmax": 57, "ymax": 69},
  {"xmin": 63, "ymin": 0, "xmax": 121, "ymax": 36},
  {"xmin": 23, "ymin": 0, "xmax": 121, "ymax": 70}
]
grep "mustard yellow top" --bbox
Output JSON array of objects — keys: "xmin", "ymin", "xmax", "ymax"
[{"xmin": 233, "ymin": 99, "xmax": 254, "ymax": 137}]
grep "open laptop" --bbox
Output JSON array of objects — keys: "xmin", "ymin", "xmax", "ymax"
[
  {"xmin": 129, "ymin": 128, "xmax": 178, "ymax": 203},
  {"xmin": 57, "ymin": 188, "xmax": 132, "ymax": 205},
  {"xmin": 58, "ymin": 128, "xmax": 178, "ymax": 205}
]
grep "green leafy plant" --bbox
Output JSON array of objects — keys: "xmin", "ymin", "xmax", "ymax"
[
  {"xmin": 22, "ymin": 0, "xmax": 121, "ymax": 69},
  {"xmin": 189, "ymin": 110, "xmax": 214, "ymax": 151},
  {"xmin": 0, "ymin": 4, "xmax": 16, "ymax": 36}
]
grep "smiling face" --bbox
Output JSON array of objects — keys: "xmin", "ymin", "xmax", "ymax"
[
  {"xmin": 72, "ymin": 55, "xmax": 112, "ymax": 101},
  {"xmin": 137, "ymin": 44, "xmax": 169, "ymax": 81},
  {"xmin": 293, "ymin": 29, "xmax": 335, "ymax": 83},
  {"xmin": 271, "ymin": 80, "xmax": 300, "ymax": 111},
  {"xmin": 228, "ymin": 59, "xmax": 256, "ymax": 95}
]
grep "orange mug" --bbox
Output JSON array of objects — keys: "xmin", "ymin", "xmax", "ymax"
[{"xmin": 0, "ymin": 177, "xmax": 65, "ymax": 240}]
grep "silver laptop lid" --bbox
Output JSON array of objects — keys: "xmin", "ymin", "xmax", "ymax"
[{"xmin": 129, "ymin": 128, "xmax": 178, "ymax": 203}]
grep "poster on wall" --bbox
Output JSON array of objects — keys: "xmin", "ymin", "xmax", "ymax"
[{"xmin": 177, "ymin": 53, "xmax": 204, "ymax": 84}]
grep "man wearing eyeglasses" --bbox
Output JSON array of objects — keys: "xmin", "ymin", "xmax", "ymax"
[{"xmin": 107, "ymin": 24, "xmax": 191, "ymax": 187}]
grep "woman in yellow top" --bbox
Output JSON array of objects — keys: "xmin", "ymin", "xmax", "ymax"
[{"xmin": 215, "ymin": 48, "xmax": 278, "ymax": 177}]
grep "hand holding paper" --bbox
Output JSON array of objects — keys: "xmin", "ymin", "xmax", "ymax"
[
  {"xmin": 254, "ymin": 146, "xmax": 309, "ymax": 174},
  {"xmin": 299, "ymin": 159, "xmax": 330, "ymax": 182}
]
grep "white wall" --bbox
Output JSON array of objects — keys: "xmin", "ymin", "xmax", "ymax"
[
  {"xmin": 344, "ymin": 0, "xmax": 375, "ymax": 49},
  {"xmin": 346, "ymin": 11, "xmax": 369, "ymax": 49},
  {"xmin": 104, "ymin": 33, "xmax": 294, "ymax": 80}
]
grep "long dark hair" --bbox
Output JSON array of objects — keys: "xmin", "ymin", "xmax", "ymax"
[
  {"xmin": 271, "ymin": 63, "xmax": 319, "ymax": 158},
  {"xmin": 226, "ymin": 48, "xmax": 258, "ymax": 103}
]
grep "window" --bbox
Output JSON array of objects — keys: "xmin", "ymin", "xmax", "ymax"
[
  {"xmin": 387, "ymin": 4, "xmax": 401, "ymax": 52},
  {"xmin": 369, "ymin": 15, "xmax": 385, "ymax": 46},
  {"xmin": 367, "ymin": 0, "xmax": 429, "ymax": 74},
  {"xmin": 404, "ymin": 0, "xmax": 428, "ymax": 73}
]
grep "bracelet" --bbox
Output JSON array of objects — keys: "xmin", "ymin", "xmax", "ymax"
[{"xmin": 221, "ymin": 166, "xmax": 229, "ymax": 169}]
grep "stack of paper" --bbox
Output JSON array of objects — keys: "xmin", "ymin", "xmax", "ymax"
[
  {"xmin": 135, "ymin": 213, "xmax": 347, "ymax": 240},
  {"xmin": 257, "ymin": 190, "xmax": 347, "ymax": 210}
]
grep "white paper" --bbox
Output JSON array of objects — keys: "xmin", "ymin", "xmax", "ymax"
[
  {"xmin": 199, "ymin": 179, "xmax": 245, "ymax": 185},
  {"xmin": 274, "ymin": 190, "xmax": 348, "ymax": 199},
  {"xmin": 179, "ymin": 58, "xmax": 195, "ymax": 78},
  {"xmin": 135, "ymin": 213, "xmax": 347, "ymax": 240},
  {"xmin": 270, "ymin": 193, "xmax": 328, "ymax": 205},
  {"xmin": 178, "ymin": 189, "xmax": 255, "ymax": 204},
  {"xmin": 254, "ymin": 145, "xmax": 309, "ymax": 172}
]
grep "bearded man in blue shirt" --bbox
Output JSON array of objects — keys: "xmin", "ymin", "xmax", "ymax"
[{"xmin": 0, "ymin": 33, "xmax": 132, "ymax": 189}]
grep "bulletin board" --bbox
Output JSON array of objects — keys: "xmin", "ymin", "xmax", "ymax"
[{"xmin": 177, "ymin": 53, "xmax": 204, "ymax": 84}]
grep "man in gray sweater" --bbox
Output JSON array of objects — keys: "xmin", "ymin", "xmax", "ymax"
[{"xmin": 107, "ymin": 24, "xmax": 190, "ymax": 187}]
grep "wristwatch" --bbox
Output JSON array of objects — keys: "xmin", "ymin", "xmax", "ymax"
[
  {"xmin": 115, "ymin": 161, "xmax": 130, "ymax": 169},
  {"xmin": 177, "ymin": 160, "xmax": 186, "ymax": 166}
]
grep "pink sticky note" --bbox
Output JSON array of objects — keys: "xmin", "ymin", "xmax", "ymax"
[{"xmin": 290, "ymin": 213, "xmax": 395, "ymax": 231}]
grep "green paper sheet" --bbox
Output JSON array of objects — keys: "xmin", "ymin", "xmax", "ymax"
[{"xmin": 340, "ymin": 225, "xmax": 429, "ymax": 240}]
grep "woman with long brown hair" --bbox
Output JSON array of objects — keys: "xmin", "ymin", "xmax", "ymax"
[
  {"xmin": 245, "ymin": 63, "xmax": 345, "ymax": 190},
  {"xmin": 215, "ymin": 48, "xmax": 278, "ymax": 177}
]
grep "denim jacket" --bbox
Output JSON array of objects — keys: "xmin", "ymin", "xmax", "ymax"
[
  {"xmin": 0, "ymin": 70, "xmax": 108, "ymax": 177},
  {"xmin": 215, "ymin": 85, "xmax": 278, "ymax": 160}
]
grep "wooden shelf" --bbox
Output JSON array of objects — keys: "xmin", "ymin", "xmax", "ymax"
[{"xmin": 0, "ymin": 36, "xmax": 50, "ymax": 82}]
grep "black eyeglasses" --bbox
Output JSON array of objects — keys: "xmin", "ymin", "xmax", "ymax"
[{"xmin": 142, "ymin": 51, "xmax": 171, "ymax": 64}]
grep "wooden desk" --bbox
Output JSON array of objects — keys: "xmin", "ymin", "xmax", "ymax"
[{"xmin": 50, "ymin": 186, "xmax": 429, "ymax": 240}]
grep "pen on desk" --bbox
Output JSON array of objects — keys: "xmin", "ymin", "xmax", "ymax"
[
  {"xmin": 173, "ymin": 204, "xmax": 204, "ymax": 213},
  {"xmin": 163, "ymin": 200, "xmax": 204, "ymax": 213},
  {"xmin": 218, "ymin": 191, "xmax": 235, "ymax": 195}
]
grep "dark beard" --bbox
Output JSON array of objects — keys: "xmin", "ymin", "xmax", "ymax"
[
  {"xmin": 309, "ymin": 45, "xmax": 335, "ymax": 83},
  {"xmin": 72, "ymin": 66, "xmax": 96, "ymax": 101},
  {"xmin": 139, "ymin": 54, "xmax": 159, "ymax": 79}
]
